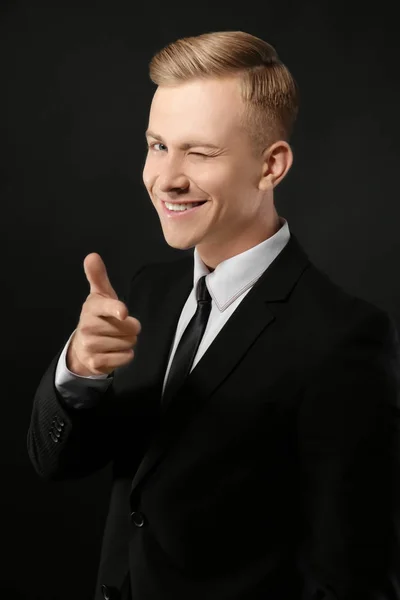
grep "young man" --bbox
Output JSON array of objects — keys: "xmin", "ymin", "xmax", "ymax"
[{"xmin": 28, "ymin": 31, "xmax": 400, "ymax": 600}]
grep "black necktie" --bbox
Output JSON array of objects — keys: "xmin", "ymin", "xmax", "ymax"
[{"xmin": 162, "ymin": 275, "xmax": 212, "ymax": 408}]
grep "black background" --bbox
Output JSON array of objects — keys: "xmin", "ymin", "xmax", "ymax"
[{"xmin": 2, "ymin": 0, "xmax": 399, "ymax": 598}]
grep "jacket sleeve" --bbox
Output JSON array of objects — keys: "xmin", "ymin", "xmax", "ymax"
[
  {"xmin": 296, "ymin": 306, "xmax": 400, "ymax": 600},
  {"xmin": 27, "ymin": 263, "xmax": 148, "ymax": 481}
]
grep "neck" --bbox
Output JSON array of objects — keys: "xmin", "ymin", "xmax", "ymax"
[{"xmin": 197, "ymin": 212, "xmax": 282, "ymax": 271}]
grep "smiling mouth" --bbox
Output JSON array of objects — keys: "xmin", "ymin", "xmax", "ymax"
[
  {"xmin": 162, "ymin": 200, "xmax": 208, "ymax": 215},
  {"xmin": 164, "ymin": 200, "xmax": 207, "ymax": 208}
]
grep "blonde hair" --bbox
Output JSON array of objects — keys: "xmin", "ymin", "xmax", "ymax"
[{"xmin": 149, "ymin": 30, "xmax": 299, "ymax": 155}]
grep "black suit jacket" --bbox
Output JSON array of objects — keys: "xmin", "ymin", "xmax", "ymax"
[{"xmin": 28, "ymin": 234, "xmax": 400, "ymax": 600}]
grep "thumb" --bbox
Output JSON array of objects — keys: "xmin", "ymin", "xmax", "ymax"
[{"xmin": 83, "ymin": 253, "xmax": 118, "ymax": 299}]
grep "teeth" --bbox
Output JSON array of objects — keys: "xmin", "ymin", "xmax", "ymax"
[{"xmin": 165, "ymin": 201, "xmax": 201, "ymax": 211}]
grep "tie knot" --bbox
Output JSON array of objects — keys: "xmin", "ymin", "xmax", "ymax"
[{"xmin": 196, "ymin": 275, "xmax": 211, "ymax": 303}]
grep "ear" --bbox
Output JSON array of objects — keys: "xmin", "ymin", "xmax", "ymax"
[{"xmin": 258, "ymin": 141, "xmax": 293, "ymax": 191}]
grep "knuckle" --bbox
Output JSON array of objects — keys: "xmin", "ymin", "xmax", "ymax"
[
  {"xmin": 118, "ymin": 301, "xmax": 127, "ymax": 315},
  {"xmin": 88, "ymin": 356, "xmax": 99, "ymax": 371},
  {"xmin": 128, "ymin": 317, "xmax": 140, "ymax": 333},
  {"xmin": 109, "ymin": 299, "xmax": 121, "ymax": 316},
  {"xmin": 80, "ymin": 336, "xmax": 90, "ymax": 351},
  {"xmin": 79, "ymin": 319, "xmax": 90, "ymax": 334}
]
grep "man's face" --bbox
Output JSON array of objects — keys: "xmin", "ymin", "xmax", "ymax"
[{"xmin": 142, "ymin": 76, "xmax": 275, "ymax": 267}]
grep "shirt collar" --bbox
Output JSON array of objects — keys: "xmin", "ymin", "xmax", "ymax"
[{"xmin": 193, "ymin": 217, "xmax": 291, "ymax": 311}]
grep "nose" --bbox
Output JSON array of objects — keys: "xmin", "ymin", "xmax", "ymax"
[{"xmin": 157, "ymin": 155, "xmax": 190, "ymax": 193}]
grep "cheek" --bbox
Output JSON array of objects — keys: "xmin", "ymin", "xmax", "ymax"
[
  {"xmin": 195, "ymin": 163, "xmax": 238, "ymax": 195},
  {"xmin": 142, "ymin": 160, "xmax": 153, "ymax": 189}
]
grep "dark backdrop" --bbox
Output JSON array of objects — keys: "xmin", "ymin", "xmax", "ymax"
[{"xmin": 1, "ymin": 1, "xmax": 399, "ymax": 598}]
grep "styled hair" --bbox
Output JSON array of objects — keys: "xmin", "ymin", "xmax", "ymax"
[{"xmin": 149, "ymin": 30, "xmax": 299, "ymax": 155}]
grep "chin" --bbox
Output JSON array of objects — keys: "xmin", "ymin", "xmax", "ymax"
[
  {"xmin": 164, "ymin": 239, "xmax": 197, "ymax": 251},
  {"xmin": 161, "ymin": 229, "xmax": 200, "ymax": 250}
]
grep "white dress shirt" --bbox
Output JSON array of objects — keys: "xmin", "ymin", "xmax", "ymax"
[{"xmin": 55, "ymin": 218, "xmax": 291, "ymax": 409}]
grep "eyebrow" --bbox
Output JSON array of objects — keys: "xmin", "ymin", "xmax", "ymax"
[{"xmin": 145, "ymin": 130, "xmax": 221, "ymax": 150}]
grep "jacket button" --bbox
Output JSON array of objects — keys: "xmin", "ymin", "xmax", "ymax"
[
  {"xmin": 49, "ymin": 431, "xmax": 59, "ymax": 443},
  {"xmin": 130, "ymin": 511, "xmax": 145, "ymax": 527}
]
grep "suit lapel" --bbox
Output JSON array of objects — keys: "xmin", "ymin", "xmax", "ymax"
[{"xmin": 130, "ymin": 234, "xmax": 310, "ymax": 495}]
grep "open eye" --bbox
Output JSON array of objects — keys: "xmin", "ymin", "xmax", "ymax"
[{"xmin": 150, "ymin": 142, "xmax": 167, "ymax": 152}]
